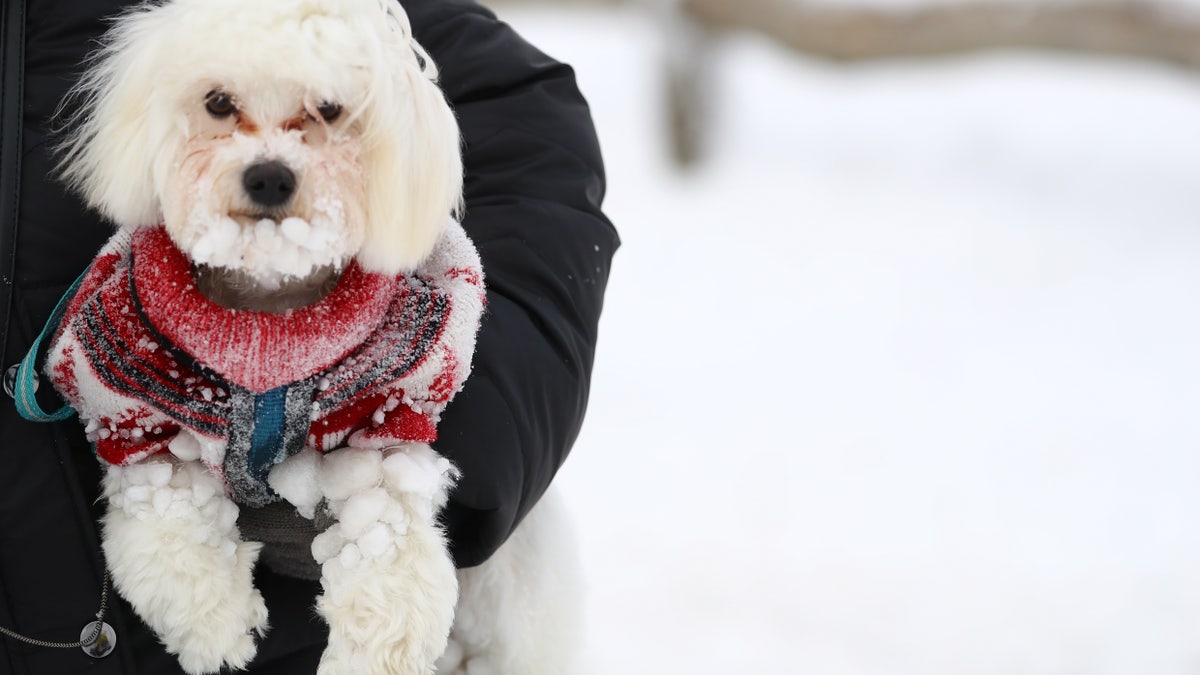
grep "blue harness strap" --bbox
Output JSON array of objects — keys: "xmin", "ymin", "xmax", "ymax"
[
  {"xmin": 249, "ymin": 386, "xmax": 289, "ymax": 487},
  {"xmin": 13, "ymin": 269, "xmax": 90, "ymax": 423},
  {"xmin": 223, "ymin": 380, "xmax": 315, "ymax": 506}
]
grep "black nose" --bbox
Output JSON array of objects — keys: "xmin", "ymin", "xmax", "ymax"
[{"xmin": 242, "ymin": 161, "xmax": 296, "ymax": 207}]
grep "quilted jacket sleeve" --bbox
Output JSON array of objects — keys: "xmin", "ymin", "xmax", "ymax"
[{"xmin": 406, "ymin": 0, "xmax": 619, "ymax": 567}]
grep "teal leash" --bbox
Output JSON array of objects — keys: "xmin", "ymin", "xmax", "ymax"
[
  {"xmin": 13, "ymin": 268, "xmax": 89, "ymax": 423},
  {"xmin": 3, "ymin": 266, "xmax": 117, "ymax": 658}
]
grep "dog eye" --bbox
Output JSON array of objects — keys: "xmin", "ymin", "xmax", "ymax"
[
  {"xmin": 204, "ymin": 91, "xmax": 236, "ymax": 118},
  {"xmin": 316, "ymin": 101, "xmax": 342, "ymax": 122}
]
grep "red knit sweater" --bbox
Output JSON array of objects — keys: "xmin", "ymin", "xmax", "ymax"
[{"xmin": 46, "ymin": 223, "xmax": 484, "ymax": 506}]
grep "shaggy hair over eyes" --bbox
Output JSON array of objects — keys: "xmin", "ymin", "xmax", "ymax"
[{"xmin": 56, "ymin": 0, "xmax": 462, "ymax": 275}]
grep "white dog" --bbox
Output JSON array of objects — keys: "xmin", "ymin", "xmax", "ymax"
[{"xmin": 43, "ymin": 0, "xmax": 580, "ymax": 673}]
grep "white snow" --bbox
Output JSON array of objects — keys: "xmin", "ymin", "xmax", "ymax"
[
  {"xmin": 494, "ymin": 5, "xmax": 1200, "ymax": 674},
  {"xmin": 319, "ymin": 446, "xmax": 384, "ymax": 502},
  {"xmin": 168, "ymin": 429, "xmax": 203, "ymax": 461},
  {"xmin": 268, "ymin": 446, "xmax": 324, "ymax": 518}
]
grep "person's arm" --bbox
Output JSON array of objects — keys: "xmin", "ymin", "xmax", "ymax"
[{"xmin": 406, "ymin": 0, "xmax": 619, "ymax": 567}]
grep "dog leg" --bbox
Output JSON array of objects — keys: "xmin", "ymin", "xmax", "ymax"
[
  {"xmin": 436, "ymin": 487, "xmax": 583, "ymax": 675},
  {"xmin": 101, "ymin": 457, "xmax": 268, "ymax": 674},
  {"xmin": 311, "ymin": 444, "xmax": 459, "ymax": 675}
]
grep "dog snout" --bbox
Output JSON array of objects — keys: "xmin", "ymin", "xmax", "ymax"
[{"xmin": 242, "ymin": 161, "xmax": 296, "ymax": 208}]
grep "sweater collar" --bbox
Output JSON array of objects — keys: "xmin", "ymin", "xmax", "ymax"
[{"xmin": 130, "ymin": 226, "xmax": 397, "ymax": 393}]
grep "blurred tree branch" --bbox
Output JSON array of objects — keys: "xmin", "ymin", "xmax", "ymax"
[
  {"xmin": 680, "ymin": 0, "xmax": 1200, "ymax": 68},
  {"xmin": 487, "ymin": 0, "xmax": 1200, "ymax": 165},
  {"xmin": 665, "ymin": 0, "xmax": 1200, "ymax": 166}
]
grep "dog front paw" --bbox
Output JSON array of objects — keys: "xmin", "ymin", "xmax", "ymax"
[
  {"xmin": 173, "ymin": 569, "xmax": 268, "ymax": 675},
  {"xmin": 102, "ymin": 460, "xmax": 270, "ymax": 674},
  {"xmin": 314, "ymin": 525, "xmax": 457, "ymax": 675},
  {"xmin": 311, "ymin": 446, "xmax": 458, "ymax": 675},
  {"xmin": 313, "ymin": 460, "xmax": 456, "ymax": 672}
]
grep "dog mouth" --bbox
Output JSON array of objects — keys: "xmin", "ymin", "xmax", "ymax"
[
  {"xmin": 185, "ymin": 209, "xmax": 349, "ymax": 312},
  {"xmin": 217, "ymin": 209, "xmax": 343, "ymax": 251},
  {"xmin": 194, "ymin": 262, "xmax": 342, "ymax": 313},
  {"xmin": 228, "ymin": 210, "xmax": 285, "ymax": 227}
]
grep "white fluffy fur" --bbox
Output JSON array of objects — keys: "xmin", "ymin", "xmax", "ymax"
[
  {"xmin": 102, "ymin": 459, "xmax": 267, "ymax": 674},
  {"xmin": 107, "ymin": 448, "xmax": 582, "ymax": 675},
  {"xmin": 57, "ymin": 0, "xmax": 462, "ymax": 277},
  {"xmin": 438, "ymin": 489, "xmax": 584, "ymax": 675},
  {"xmin": 309, "ymin": 445, "xmax": 460, "ymax": 674},
  {"xmin": 60, "ymin": 1, "xmax": 581, "ymax": 672}
]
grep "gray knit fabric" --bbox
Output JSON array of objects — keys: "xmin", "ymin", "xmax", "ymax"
[{"xmin": 237, "ymin": 501, "xmax": 331, "ymax": 581}]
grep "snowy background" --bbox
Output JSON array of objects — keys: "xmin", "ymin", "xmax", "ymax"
[{"xmin": 489, "ymin": 4, "xmax": 1200, "ymax": 674}]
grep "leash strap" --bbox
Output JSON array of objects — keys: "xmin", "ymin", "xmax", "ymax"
[{"xmin": 13, "ymin": 268, "xmax": 89, "ymax": 422}]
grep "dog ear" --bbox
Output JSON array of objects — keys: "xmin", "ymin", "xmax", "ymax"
[
  {"xmin": 355, "ymin": 35, "xmax": 463, "ymax": 275},
  {"xmin": 55, "ymin": 6, "xmax": 174, "ymax": 228}
]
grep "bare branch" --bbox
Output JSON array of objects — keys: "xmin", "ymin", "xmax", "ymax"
[{"xmin": 681, "ymin": 0, "xmax": 1200, "ymax": 69}]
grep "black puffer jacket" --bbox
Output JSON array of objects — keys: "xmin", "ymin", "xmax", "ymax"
[{"xmin": 0, "ymin": 0, "xmax": 617, "ymax": 672}]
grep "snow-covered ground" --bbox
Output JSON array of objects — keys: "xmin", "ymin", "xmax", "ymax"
[{"xmin": 490, "ymin": 6, "xmax": 1200, "ymax": 674}]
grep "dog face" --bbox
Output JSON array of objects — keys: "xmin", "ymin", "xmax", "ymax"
[
  {"xmin": 58, "ymin": 0, "xmax": 462, "ymax": 288},
  {"xmin": 162, "ymin": 80, "xmax": 370, "ymax": 286}
]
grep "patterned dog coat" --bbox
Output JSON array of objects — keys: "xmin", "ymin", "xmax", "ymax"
[{"xmin": 45, "ymin": 223, "xmax": 484, "ymax": 506}]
